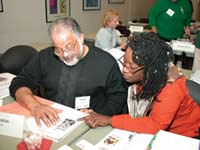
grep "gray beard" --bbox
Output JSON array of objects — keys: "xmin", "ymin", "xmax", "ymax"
[{"xmin": 61, "ymin": 40, "xmax": 84, "ymax": 66}]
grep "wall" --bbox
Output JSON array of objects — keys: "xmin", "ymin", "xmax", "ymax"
[
  {"xmin": 130, "ymin": 0, "xmax": 156, "ymax": 20},
  {"xmin": 0, "ymin": 0, "xmax": 49, "ymax": 53},
  {"xmin": 1, "ymin": 0, "xmax": 198, "ymax": 53},
  {"xmin": 191, "ymin": 0, "xmax": 199, "ymax": 20},
  {"xmin": 0, "ymin": 0, "xmax": 131, "ymax": 53},
  {"xmin": 130, "ymin": 0, "xmax": 198, "ymax": 20}
]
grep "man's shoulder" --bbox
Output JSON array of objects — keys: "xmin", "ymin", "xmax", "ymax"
[
  {"xmin": 89, "ymin": 46, "xmax": 115, "ymax": 60},
  {"xmin": 39, "ymin": 46, "xmax": 54, "ymax": 55}
]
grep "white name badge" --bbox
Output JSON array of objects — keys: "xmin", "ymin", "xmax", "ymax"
[
  {"xmin": 166, "ymin": 8, "xmax": 174, "ymax": 17},
  {"xmin": 0, "ymin": 112, "xmax": 24, "ymax": 138},
  {"xmin": 129, "ymin": 25, "xmax": 144, "ymax": 33},
  {"xmin": 75, "ymin": 96, "xmax": 90, "ymax": 110}
]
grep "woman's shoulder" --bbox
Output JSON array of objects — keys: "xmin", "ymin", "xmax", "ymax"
[
  {"xmin": 97, "ymin": 27, "xmax": 110, "ymax": 34},
  {"xmin": 160, "ymin": 76, "xmax": 187, "ymax": 99}
]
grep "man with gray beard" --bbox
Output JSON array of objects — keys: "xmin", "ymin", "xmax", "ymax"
[{"xmin": 9, "ymin": 17, "xmax": 127, "ymax": 127}]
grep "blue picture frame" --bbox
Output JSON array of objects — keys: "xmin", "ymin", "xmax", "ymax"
[
  {"xmin": 83, "ymin": 0, "xmax": 101, "ymax": 11},
  {"xmin": 108, "ymin": 0, "xmax": 124, "ymax": 4}
]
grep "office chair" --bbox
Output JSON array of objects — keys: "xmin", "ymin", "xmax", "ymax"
[
  {"xmin": 84, "ymin": 39, "xmax": 95, "ymax": 47},
  {"xmin": 0, "ymin": 45, "xmax": 38, "ymax": 75},
  {"xmin": 186, "ymin": 79, "xmax": 200, "ymax": 106}
]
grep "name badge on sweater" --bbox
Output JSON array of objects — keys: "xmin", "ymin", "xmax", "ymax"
[
  {"xmin": 75, "ymin": 96, "xmax": 90, "ymax": 110},
  {"xmin": 166, "ymin": 8, "xmax": 174, "ymax": 17}
]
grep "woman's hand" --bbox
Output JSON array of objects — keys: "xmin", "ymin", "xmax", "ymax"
[{"xmin": 79, "ymin": 110, "xmax": 112, "ymax": 128}]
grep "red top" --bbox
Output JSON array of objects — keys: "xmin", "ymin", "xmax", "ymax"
[{"xmin": 111, "ymin": 77, "xmax": 200, "ymax": 137}]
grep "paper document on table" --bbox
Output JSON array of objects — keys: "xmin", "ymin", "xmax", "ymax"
[
  {"xmin": 106, "ymin": 48, "xmax": 124, "ymax": 71},
  {"xmin": 0, "ymin": 99, "xmax": 3, "ymax": 106},
  {"xmin": 171, "ymin": 40, "xmax": 195, "ymax": 54},
  {"xmin": 0, "ymin": 88, "xmax": 9, "ymax": 99},
  {"xmin": 0, "ymin": 112, "xmax": 25, "ymax": 138},
  {"xmin": 95, "ymin": 128, "xmax": 153, "ymax": 150},
  {"xmin": 57, "ymin": 145, "xmax": 74, "ymax": 150},
  {"xmin": 0, "ymin": 96, "xmax": 53, "ymax": 117},
  {"xmin": 0, "ymin": 73, "xmax": 16, "ymax": 89},
  {"xmin": 106, "ymin": 48, "xmax": 124, "ymax": 60},
  {"xmin": 0, "ymin": 101, "xmax": 32, "ymax": 117},
  {"xmin": 0, "ymin": 73, "xmax": 16, "ymax": 98},
  {"xmin": 26, "ymin": 102, "xmax": 88, "ymax": 142},
  {"xmin": 148, "ymin": 130, "xmax": 200, "ymax": 150}
]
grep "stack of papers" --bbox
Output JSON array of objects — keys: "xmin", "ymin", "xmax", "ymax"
[
  {"xmin": 0, "ymin": 73, "xmax": 16, "ymax": 99},
  {"xmin": 171, "ymin": 40, "xmax": 195, "ymax": 56}
]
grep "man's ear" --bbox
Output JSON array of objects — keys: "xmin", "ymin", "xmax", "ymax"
[{"xmin": 79, "ymin": 33, "xmax": 84, "ymax": 44}]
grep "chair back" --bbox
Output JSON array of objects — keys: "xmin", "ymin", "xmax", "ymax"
[
  {"xmin": 186, "ymin": 79, "xmax": 200, "ymax": 106},
  {"xmin": 0, "ymin": 45, "xmax": 37, "ymax": 75}
]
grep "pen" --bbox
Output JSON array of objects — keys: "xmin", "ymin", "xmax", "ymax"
[
  {"xmin": 145, "ymin": 132, "xmax": 158, "ymax": 150},
  {"xmin": 128, "ymin": 134, "xmax": 135, "ymax": 142}
]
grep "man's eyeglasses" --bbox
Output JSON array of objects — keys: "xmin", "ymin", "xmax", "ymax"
[
  {"xmin": 118, "ymin": 55, "xmax": 144, "ymax": 74},
  {"xmin": 54, "ymin": 39, "xmax": 78, "ymax": 55}
]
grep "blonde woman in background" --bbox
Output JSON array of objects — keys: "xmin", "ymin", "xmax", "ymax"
[{"xmin": 95, "ymin": 10, "xmax": 126, "ymax": 50}]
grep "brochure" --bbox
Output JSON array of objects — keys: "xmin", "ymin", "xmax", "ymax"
[
  {"xmin": 95, "ymin": 129, "xmax": 153, "ymax": 150},
  {"xmin": 25, "ymin": 102, "xmax": 88, "ymax": 142},
  {"xmin": 0, "ymin": 96, "xmax": 88, "ymax": 142}
]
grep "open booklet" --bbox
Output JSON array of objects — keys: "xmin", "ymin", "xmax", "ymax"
[
  {"xmin": 0, "ymin": 96, "xmax": 88, "ymax": 142},
  {"xmin": 25, "ymin": 102, "xmax": 88, "ymax": 142}
]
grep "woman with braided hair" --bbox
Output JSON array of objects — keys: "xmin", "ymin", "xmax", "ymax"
[{"xmin": 80, "ymin": 32, "xmax": 200, "ymax": 138}]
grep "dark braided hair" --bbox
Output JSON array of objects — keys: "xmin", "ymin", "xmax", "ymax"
[{"xmin": 127, "ymin": 32, "xmax": 174, "ymax": 100}]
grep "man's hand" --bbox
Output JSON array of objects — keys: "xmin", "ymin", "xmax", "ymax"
[
  {"xmin": 151, "ymin": 26, "xmax": 157, "ymax": 33},
  {"xmin": 30, "ymin": 103, "xmax": 62, "ymax": 127},
  {"xmin": 184, "ymin": 26, "xmax": 191, "ymax": 36},
  {"xmin": 15, "ymin": 87, "xmax": 62, "ymax": 127},
  {"xmin": 79, "ymin": 109, "xmax": 112, "ymax": 128}
]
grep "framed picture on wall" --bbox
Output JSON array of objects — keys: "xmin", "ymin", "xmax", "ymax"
[
  {"xmin": 45, "ymin": 0, "xmax": 70, "ymax": 23},
  {"xmin": 108, "ymin": 0, "xmax": 124, "ymax": 4},
  {"xmin": 83, "ymin": 0, "xmax": 101, "ymax": 11},
  {"xmin": 0, "ymin": 0, "xmax": 3, "ymax": 12}
]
